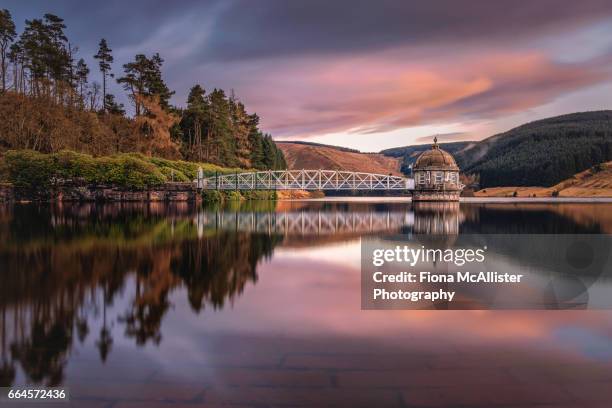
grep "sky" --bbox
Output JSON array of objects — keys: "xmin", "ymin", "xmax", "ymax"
[{"xmin": 5, "ymin": 0, "xmax": 612, "ymax": 151}]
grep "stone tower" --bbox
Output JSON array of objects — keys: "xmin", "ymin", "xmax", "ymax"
[{"xmin": 412, "ymin": 137, "xmax": 463, "ymax": 201}]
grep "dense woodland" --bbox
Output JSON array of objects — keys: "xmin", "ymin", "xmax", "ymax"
[
  {"xmin": 0, "ymin": 9, "xmax": 286, "ymax": 170},
  {"xmin": 455, "ymin": 111, "xmax": 612, "ymax": 188}
]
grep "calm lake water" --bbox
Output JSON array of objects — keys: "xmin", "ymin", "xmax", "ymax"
[{"xmin": 1, "ymin": 200, "xmax": 612, "ymax": 407}]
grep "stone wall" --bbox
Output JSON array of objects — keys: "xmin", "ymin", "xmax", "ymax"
[
  {"xmin": 0, "ymin": 184, "xmax": 14, "ymax": 202},
  {"xmin": 9, "ymin": 181, "xmax": 201, "ymax": 202}
]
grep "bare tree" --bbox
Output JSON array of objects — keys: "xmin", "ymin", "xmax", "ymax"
[
  {"xmin": 0, "ymin": 9, "xmax": 16, "ymax": 92},
  {"xmin": 87, "ymin": 82, "xmax": 101, "ymax": 111}
]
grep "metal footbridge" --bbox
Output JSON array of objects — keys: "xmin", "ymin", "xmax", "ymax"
[{"xmin": 197, "ymin": 170, "xmax": 414, "ymax": 191}]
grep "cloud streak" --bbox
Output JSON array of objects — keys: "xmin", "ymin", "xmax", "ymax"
[
  {"xmin": 228, "ymin": 50, "xmax": 611, "ymax": 139},
  {"xmin": 5, "ymin": 0, "xmax": 612, "ymax": 148},
  {"xmin": 202, "ymin": 0, "xmax": 612, "ymax": 61}
]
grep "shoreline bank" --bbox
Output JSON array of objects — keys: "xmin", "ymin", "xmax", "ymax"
[
  {"xmin": 278, "ymin": 196, "xmax": 612, "ymax": 203},
  {"xmin": 0, "ymin": 182, "xmax": 279, "ymax": 203}
]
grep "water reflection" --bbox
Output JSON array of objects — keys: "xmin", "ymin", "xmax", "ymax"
[
  {"xmin": 1, "ymin": 203, "xmax": 283, "ymax": 386},
  {"xmin": 413, "ymin": 201, "xmax": 462, "ymax": 234},
  {"xmin": 0, "ymin": 201, "xmax": 611, "ymax": 388}
]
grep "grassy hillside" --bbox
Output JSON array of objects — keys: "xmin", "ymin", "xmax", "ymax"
[
  {"xmin": 381, "ymin": 141, "xmax": 473, "ymax": 174},
  {"xmin": 277, "ymin": 142, "xmax": 401, "ymax": 175},
  {"xmin": 275, "ymin": 140, "xmax": 361, "ymax": 153},
  {"xmin": 457, "ymin": 111, "xmax": 612, "ymax": 188},
  {"xmin": 475, "ymin": 161, "xmax": 612, "ymax": 197}
]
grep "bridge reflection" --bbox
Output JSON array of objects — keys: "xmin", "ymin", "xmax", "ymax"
[
  {"xmin": 195, "ymin": 210, "xmax": 415, "ymax": 236},
  {"xmin": 194, "ymin": 202, "xmax": 463, "ymax": 236}
]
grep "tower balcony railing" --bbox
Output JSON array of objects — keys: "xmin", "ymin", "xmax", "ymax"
[{"xmin": 415, "ymin": 182, "xmax": 464, "ymax": 191}]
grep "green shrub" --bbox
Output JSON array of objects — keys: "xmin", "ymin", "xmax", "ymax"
[
  {"xmin": 0, "ymin": 149, "xmax": 250, "ymax": 191},
  {"xmin": 240, "ymin": 190, "xmax": 255, "ymax": 200},
  {"xmin": 158, "ymin": 166, "xmax": 189, "ymax": 182},
  {"xmin": 51, "ymin": 150, "xmax": 98, "ymax": 180},
  {"xmin": 3, "ymin": 150, "xmax": 54, "ymax": 191},
  {"xmin": 148, "ymin": 157, "xmax": 239, "ymax": 179},
  {"xmin": 102, "ymin": 155, "xmax": 166, "ymax": 189},
  {"xmin": 202, "ymin": 190, "xmax": 223, "ymax": 203},
  {"xmin": 240, "ymin": 190, "xmax": 277, "ymax": 200},
  {"xmin": 224, "ymin": 190, "xmax": 243, "ymax": 201}
]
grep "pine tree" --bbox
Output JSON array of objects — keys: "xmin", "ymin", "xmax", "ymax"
[
  {"xmin": 104, "ymin": 93, "xmax": 124, "ymax": 115},
  {"xmin": 94, "ymin": 38, "xmax": 113, "ymax": 112},
  {"xmin": 8, "ymin": 41, "xmax": 23, "ymax": 92},
  {"xmin": 19, "ymin": 18, "xmax": 50, "ymax": 94},
  {"xmin": 117, "ymin": 53, "xmax": 174, "ymax": 115},
  {"xmin": 180, "ymin": 84, "xmax": 209, "ymax": 160},
  {"xmin": 0, "ymin": 9, "xmax": 16, "ymax": 92},
  {"xmin": 117, "ymin": 54, "xmax": 148, "ymax": 115},
  {"xmin": 229, "ymin": 95, "xmax": 251, "ymax": 166},
  {"xmin": 248, "ymin": 114, "xmax": 265, "ymax": 168},
  {"xmin": 207, "ymin": 88, "xmax": 234, "ymax": 165},
  {"xmin": 43, "ymin": 14, "xmax": 70, "ymax": 91},
  {"xmin": 147, "ymin": 53, "xmax": 174, "ymax": 109},
  {"xmin": 15, "ymin": 14, "xmax": 71, "ymax": 97},
  {"xmin": 75, "ymin": 58, "xmax": 89, "ymax": 102}
]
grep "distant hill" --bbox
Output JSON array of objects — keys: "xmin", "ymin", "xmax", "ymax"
[
  {"xmin": 277, "ymin": 142, "xmax": 401, "ymax": 175},
  {"xmin": 475, "ymin": 161, "xmax": 612, "ymax": 197},
  {"xmin": 456, "ymin": 111, "xmax": 612, "ymax": 188},
  {"xmin": 275, "ymin": 140, "xmax": 361, "ymax": 153},
  {"xmin": 280, "ymin": 110, "xmax": 612, "ymax": 187},
  {"xmin": 381, "ymin": 141, "xmax": 474, "ymax": 174}
]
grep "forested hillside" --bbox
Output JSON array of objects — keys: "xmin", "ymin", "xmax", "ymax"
[
  {"xmin": 456, "ymin": 111, "xmax": 612, "ymax": 187},
  {"xmin": 381, "ymin": 141, "xmax": 473, "ymax": 174},
  {"xmin": 0, "ymin": 9, "xmax": 286, "ymax": 170}
]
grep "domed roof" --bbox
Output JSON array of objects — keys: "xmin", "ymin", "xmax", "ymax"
[{"xmin": 414, "ymin": 137, "xmax": 459, "ymax": 170}]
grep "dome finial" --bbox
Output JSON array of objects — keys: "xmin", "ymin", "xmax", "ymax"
[{"xmin": 433, "ymin": 136, "xmax": 438, "ymax": 149}]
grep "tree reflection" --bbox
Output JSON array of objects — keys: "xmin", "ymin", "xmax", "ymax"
[
  {"xmin": 0, "ymin": 201, "xmax": 607, "ymax": 386},
  {"xmin": 0, "ymin": 308, "xmax": 15, "ymax": 386},
  {"xmin": 172, "ymin": 232, "xmax": 282, "ymax": 312},
  {"xmin": 96, "ymin": 286, "xmax": 113, "ymax": 362},
  {"xmin": 0, "ymin": 204, "xmax": 283, "ymax": 386},
  {"xmin": 10, "ymin": 313, "xmax": 73, "ymax": 386}
]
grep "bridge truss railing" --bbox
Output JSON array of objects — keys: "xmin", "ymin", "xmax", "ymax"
[{"xmin": 200, "ymin": 170, "xmax": 413, "ymax": 190}]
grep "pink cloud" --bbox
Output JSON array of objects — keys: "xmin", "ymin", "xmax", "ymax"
[{"xmin": 217, "ymin": 48, "xmax": 611, "ymax": 140}]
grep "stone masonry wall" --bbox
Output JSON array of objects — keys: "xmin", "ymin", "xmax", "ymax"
[
  {"xmin": 0, "ymin": 184, "xmax": 14, "ymax": 202},
  {"xmin": 7, "ymin": 181, "xmax": 201, "ymax": 202}
]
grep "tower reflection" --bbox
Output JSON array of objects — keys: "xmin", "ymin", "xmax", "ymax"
[{"xmin": 413, "ymin": 201, "xmax": 462, "ymax": 235}]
